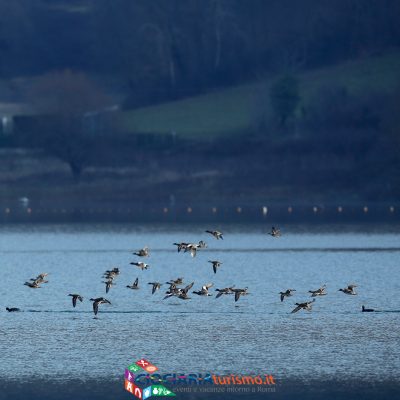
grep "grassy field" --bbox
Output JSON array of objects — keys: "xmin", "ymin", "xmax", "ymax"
[{"xmin": 118, "ymin": 51, "xmax": 400, "ymax": 139}]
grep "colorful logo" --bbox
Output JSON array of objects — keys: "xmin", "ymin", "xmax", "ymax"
[{"xmin": 125, "ymin": 359, "xmax": 175, "ymax": 399}]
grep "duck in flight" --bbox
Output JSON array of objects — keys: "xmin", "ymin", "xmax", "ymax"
[
  {"xmin": 103, "ymin": 268, "xmax": 120, "ymax": 280},
  {"xmin": 231, "ymin": 287, "xmax": 249, "ymax": 302},
  {"xmin": 206, "ymin": 230, "xmax": 223, "ymax": 240},
  {"xmin": 215, "ymin": 286, "xmax": 235, "ymax": 299},
  {"xmin": 193, "ymin": 283, "xmax": 214, "ymax": 296},
  {"xmin": 208, "ymin": 260, "xmax": 222, "ymax": 274},
  {"xmin": 268, "ymin": 226, "xmax": 281, "ymax": 237},
  {"xmin": 130, "ymin": 262, "xmax": 150, "ymax": 270},
  {"xmin": 68, "ymin": 294, "xmax": 83, "ymax": 308},
  {"xmin": 185, "ymin": 241, "xmax": 207, "ymax": 257},
  {"xmin": 148, "ymin": 282, "xmax": 162, "ymax": 294},
  {"xmin": 104, "ymin": 279, "xmax": 114, "ymax": 294},
  {"xmin": 133, "ymin": 246, "xmax": 149, "ymax": 257},
  {"xmin": 280, "ymin": 289, "xmax": 296, "ymax": 302},
  {"xmin": 309, "ymin": 285, "xmax": 327, "ymax": 297},
  {"xmin": 163, "ymin": 282, "xmax": 194, "ymax": 300},
  {"xmin": 291, "ymin": 299, "xmax": 315, "ymax": 313},
  {"xmin": 89, "ymin": 297, "xmax": 111, "ymax": 316},
  {"xmin": 339, "ymin": 284, "xmax": 357, "ymax": 295},
  {"xmin": 127, "ymin": 277, "xmax": 139, "ymax": 290},
  {"xmin": 24, "ymin": 281, "xmax": 41, "ymax": 288},
  {"xmin": 166, "ymin": 277, "xmax": 184, "ymax": 286},
  {"xmin": 173, "ymin": 242, "xmax": 189, "ymax": 252}
]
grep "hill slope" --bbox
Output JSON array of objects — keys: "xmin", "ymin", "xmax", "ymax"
[{"xmin": 119, "ymin": 52, "xmax": 400, "ymax": 139}]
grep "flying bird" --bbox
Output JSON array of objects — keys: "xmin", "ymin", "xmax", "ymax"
[
  {"xmin": 280, "ymin": 289, "xmax": 296, "ymax": 302},
  {"xmin": 205, "ymin": 230, "xmax": 223, "ymax": 240},
  {"xmin": 231, "ymin": 287, "xmax": 249, "ymax": 302},
  {"xmin": 148, "ymin": 282, "xmax": 162, "ymax": 294},
  {"xmin": 268, "ymin": 227, "xmax": 281, "ymax": 237},
  {"xmin": 309, "ymin": 285, "xmax": 327, "ymax": 297},
  {"xmin": 193, "ymin": 283, "xmax": 214, "ymax": 296},
  {"xmin": 127, "ymin": 277, "xmax": 139, "ymax": 290},
  {"xmin": 339, "ymin": 284, "xmax": 357, "ymax": 295},
  {"xmin": 291, "ymin": 299, "xmax": 316, "ymax": 313},
  {"xmin": 90, "ymin": 297, "xmax": 111, "ymax": 316},
  {"xmin": 133, "ymin": 247, "xmax": 149, "ymax": 257},
  {"xmin": 208, "ymin": 260, "xmax": 222, "ymax": 274},
  {"xmin": 68, "ymin": 293, "xmax": 83, "ymax": 308},
  {"xmin": 215, "ymin": 286, "xmax": 235, "ymax": 299},
  {"xmin": 130, "ymin": 262, "xmax": 150, "ymax": 270}
]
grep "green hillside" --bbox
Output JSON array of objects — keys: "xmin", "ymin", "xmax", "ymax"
[{"xmin": 119, "ymin": 52, "xmax": 400, "ymax": 139}]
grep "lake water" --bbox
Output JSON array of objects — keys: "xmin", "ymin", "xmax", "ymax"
[{"xmin": 1, "ymin": 224, "xmax": 400, "ymax": 398}]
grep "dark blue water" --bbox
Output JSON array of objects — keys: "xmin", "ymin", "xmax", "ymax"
[{"xmin": 1, "ymin": 224, "xmax": 399, "ymax": 389}]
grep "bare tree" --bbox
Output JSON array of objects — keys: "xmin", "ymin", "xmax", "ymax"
[{"xmin": 28, "ymin": 70, "xmax": 110, "ymax": 180}]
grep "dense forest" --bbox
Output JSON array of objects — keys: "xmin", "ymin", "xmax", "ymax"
[{"xmin": 1, "ymin": 0, "xmax": 400, "ymax": 105}]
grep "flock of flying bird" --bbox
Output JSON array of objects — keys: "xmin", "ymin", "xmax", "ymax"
[{"xmin": 6, "ymin": 226, "xmax": 375, "ymax": 316}]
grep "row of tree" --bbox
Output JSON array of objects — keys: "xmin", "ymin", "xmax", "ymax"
[{"xmin": 1, "ymin": 0, "xmax": 400, "ymax": 107}]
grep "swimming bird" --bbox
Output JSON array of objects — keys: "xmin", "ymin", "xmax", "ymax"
[
  {"xmin": 89, "ymin": 297, "xmax": 111, "ymax": 316},
  {"xmin": 280, "ymin": 289, "xmax": 296, "ymax": 302},
  {"xmin": 291, "ymin": 299, "xmax": 316, "ymax": 313},
  {"xmin": 68, "ymin": 294, "xmax": 83, "ymax": 308},
  {"xmin": 215, "ymin": 286, "xmax": 235, "ymax": 299},
  {"xmin": 127, "ymin": 277, "xmax": 139, "ymax": 290},
  {"xmin": 208, "ymin": 260, "xmax": 222, "ymax": 274},
  {"xmin": 206, "ymin": 230, "xmax": 223, "ymax": 240},
  {"xmin": 339, "ymin": 284, "xmax": 357, "ymax": 295},
  {"xmin": 268, "ymin": 226, "xmax": 281, "ymax": 237},
  {"xmin": 193, "ymin": 283, "xmax": 213, "ymax": 296},
  {"xmin": 362, "ymin": 305, "xmax": 374, "ymax": 312},
  {"xmin": 309, "ymin": 285, "xmax": 327, "ymax": 297},
  {"xmin": 6, "ymin": 307, "xmax": 20, "ymax": 312},
  {"xmin": 133, "ymin": 246, "xmax": 149, "ymax": 257},
  {"xmin": 231, "ymin": 287, "xmax": 249, "ymax": 302},
  {"xmin": 148, "ymin": 282, "xmax": 162, "ymax": 294},
  {"xmin": 130, "ymin": 262, "xmax": 150, "ymax": 270}
]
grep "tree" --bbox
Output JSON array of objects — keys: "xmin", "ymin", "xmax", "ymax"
[
  {"xmin": 28, "ymin": 70, "xmax": 110, "ymax": 180},
  {"xmin": 269, "ymin": 74, "xmax": 300, "ymax": 127}
]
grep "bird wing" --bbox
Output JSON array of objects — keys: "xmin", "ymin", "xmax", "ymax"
[
  {"xmin": 152, "ymin": 285, "xmax": 156, "ymax": 294},
  {"xmin": 213, "ymin": 264, "xmax": 217, "ymax": 274},
  {"xmin": 93, "ymin": 301, "xmax": 99, "ymax": 315},
  {"xmin": 235, "ymin": 292, "xmax": 241, "ymax": 302},
  {"xmin": 291, "ymin": 305, "xmax": 302, "ymax": 313},
  {"xmin": 280, "ymin": 293, "xmax": 285, "ymax": 302},
  {"xmin": 134, "ymin": 278, "xmax": 139, "ymax": 287},
  {"xmin": 78, "ymin": 295, "xmax": 83, "ymax": 302},
  {"xmin": 216, "ymin": 292, "xmax": 223, "ymax": 299},
  {"xmin": 183, "ymin": 282, "xmax": 194, "ymax": 293},
  {"xmin": 72, "ymin": 296, "xmax": 77, "ymax": 308}
]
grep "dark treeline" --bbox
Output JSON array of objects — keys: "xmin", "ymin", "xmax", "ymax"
[{"xmin": 1, "ymin": 0, "xmax": 400, "ymax": 107}]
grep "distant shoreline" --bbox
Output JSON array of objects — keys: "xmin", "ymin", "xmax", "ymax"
[{"xmin": 0, "ymin": 203, "xmax": 399, "ymax": 224}]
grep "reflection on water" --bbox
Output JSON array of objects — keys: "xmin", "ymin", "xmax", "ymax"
[{"xmin": 1, "ymin": 224, "xmax": 400, "ymax": 382}]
